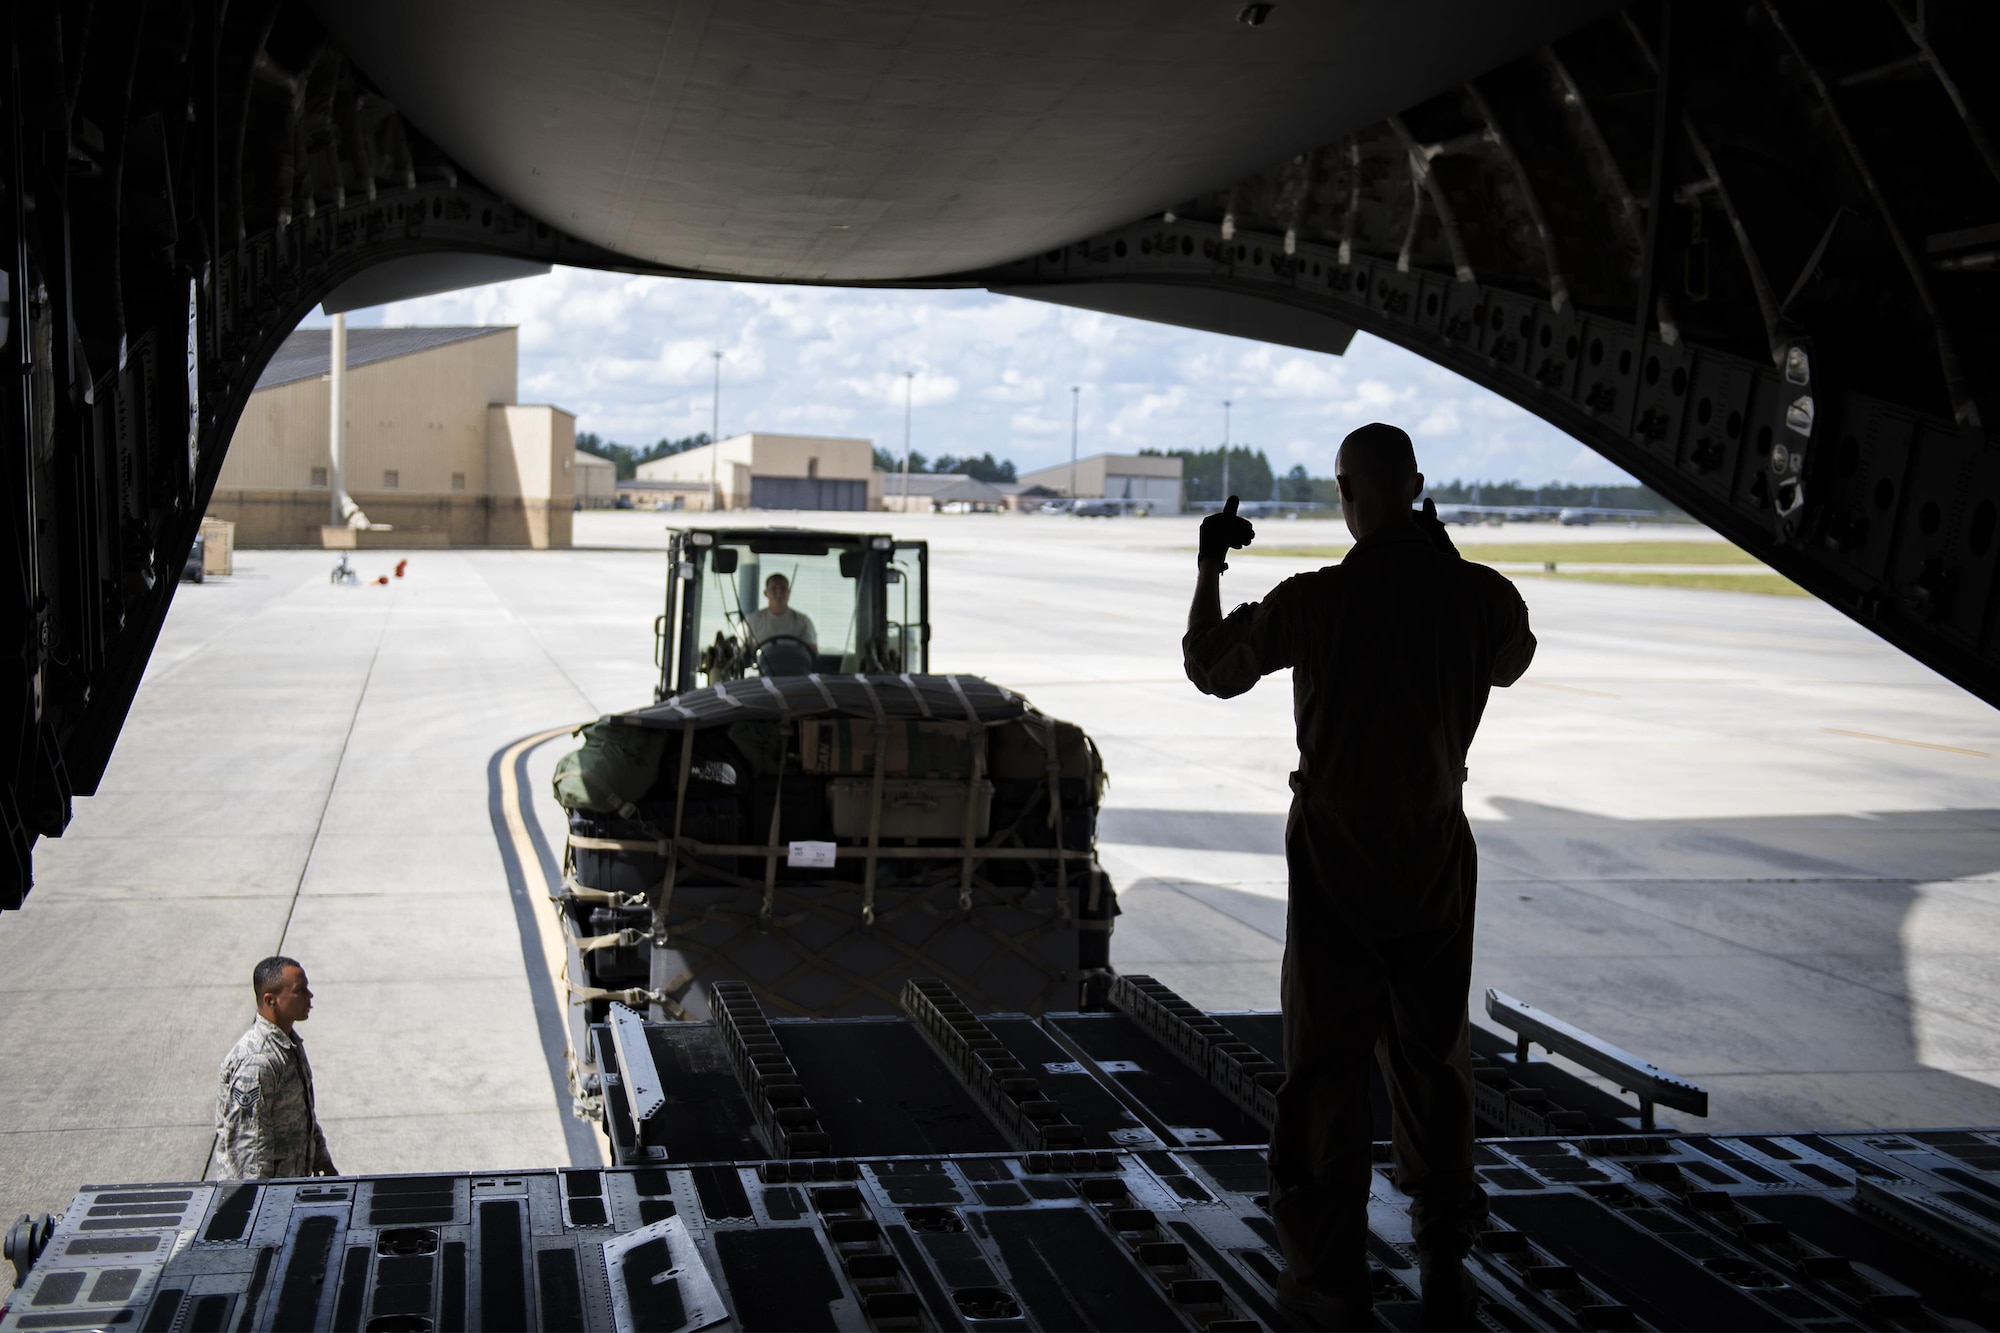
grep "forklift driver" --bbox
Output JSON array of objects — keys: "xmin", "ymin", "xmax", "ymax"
[{"xmin": 744, "ymin": 572, "xmax": 819, "ymax": 674}]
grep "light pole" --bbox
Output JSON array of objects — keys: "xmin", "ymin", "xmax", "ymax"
[
  {"xmin": 898, "ymin": 371, "xmax": 915, "ymax": 510},
  {"xmin": 329, "ymin": 313, "xmax": 347, "ymax": 526},
  {"xmin": 708, "ymin": 350, "xmax": 722, "ymax": 510},
  {"xmin": 1068, "ymin": 386, "xmax": 1080, "ymax": 507},
  {"xmin": 1221, "ymin": 399, "xmax": 1232, "ymax": 504}
]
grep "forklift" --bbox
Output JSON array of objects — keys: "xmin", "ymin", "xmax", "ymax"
[{"xmin": 551, "ymin": 524, "xmax": 1115, "ymax": 1131}]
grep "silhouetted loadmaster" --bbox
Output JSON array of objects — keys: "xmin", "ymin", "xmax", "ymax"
[{"xmin": 1184, "ymin": 423, "xmax": 1536, "ymax": 1329}]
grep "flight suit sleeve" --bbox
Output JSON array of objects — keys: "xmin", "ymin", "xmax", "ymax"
[
  {"xmin": 1489, "ymin": 577, "xmax": 1536, "ymax": 687},
  {"xmin": 1183, "ymin": 581, "xmax": 1299, "ymax": 699}
]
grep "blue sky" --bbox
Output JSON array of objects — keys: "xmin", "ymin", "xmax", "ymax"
[{"xmin": 306, "ymin": 266, "xmax": 1636, "ymax": 484}]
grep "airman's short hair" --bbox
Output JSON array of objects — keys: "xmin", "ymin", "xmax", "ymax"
[
  {"xmin": 1336, "ymin": 422, "xmax": 1418, "ymax": 494},
  {"xmin": 253, "ymin": 956, "xmax": 301, "ymax": 1001},
  {"xmin": 764, "ymin": 573, "xmax": 790, "ymax": 591}
]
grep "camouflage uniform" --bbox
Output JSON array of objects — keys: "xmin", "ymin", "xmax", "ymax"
[{"xmin": 214, "ymin": 1015, "xmax": 335, "ymax": 1179}]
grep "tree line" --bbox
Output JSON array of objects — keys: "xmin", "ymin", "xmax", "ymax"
[
  {"xmin": 575, "ymin": 431, "xmax": 712, "ymax": 480},
  {"xmin": 1143, "ymin": 446, "xmax": 1675, "ymax": 511},
  {"xmin": 577, "ymin": 432, "xmax": 1668, "ymax": 509},
  {"xmin": 575, "ymin": 432, "xmax": 1020, "ymax": 484},
  {"xmin": 869, "ymin": 448, "xmax": 1017, "ymax": 483}
]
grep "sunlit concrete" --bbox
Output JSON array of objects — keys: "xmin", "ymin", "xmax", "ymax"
[{"xmin": 2, "ymin": 508, "xmax": 1995, "ymax": 1261}]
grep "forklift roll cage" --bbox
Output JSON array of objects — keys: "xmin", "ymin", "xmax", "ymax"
[{"xmin": 654, "ymin": 528, "xmax": 932, "ymax": 701}]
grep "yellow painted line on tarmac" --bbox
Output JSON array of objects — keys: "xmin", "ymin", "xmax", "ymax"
[
  {"xmin": 500, "ymin": 725, "xmax": 583, "ymax": 1007},
  {"xmin": 1520, "ymin": 678, "xmax": 1622, "ymax": 699},
  {"xmin": 1822, "ymin": 727, "xmax": 1990, "ymax": 758}
]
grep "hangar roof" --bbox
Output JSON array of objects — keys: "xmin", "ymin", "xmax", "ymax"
[
  {"xmin": 254, "ymin": 326, "xmax": 511, "ymax": 392},
  {"xmin": 883, "ymin": 473, "xmax": 1007, "ymax": 502}
]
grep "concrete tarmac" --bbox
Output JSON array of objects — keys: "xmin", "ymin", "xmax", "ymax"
[{"xmin": 2, "ymin": 509, "xmax": 1996, "ymax": 1259}]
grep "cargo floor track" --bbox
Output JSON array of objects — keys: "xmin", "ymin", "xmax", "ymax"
[{"xmin": 9, "ymin": 980, "xmax": 2000, "ymax": 1330}]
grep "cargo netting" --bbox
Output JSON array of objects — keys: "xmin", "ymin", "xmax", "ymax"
[{"xmin": 548, "ymin": 674, "xmax": 1116, "ymax": 1114}]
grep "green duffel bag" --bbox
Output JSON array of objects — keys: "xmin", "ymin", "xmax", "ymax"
[{"xmin": 552, "ymin": 720, "xmax": 672, "ymax": 815}]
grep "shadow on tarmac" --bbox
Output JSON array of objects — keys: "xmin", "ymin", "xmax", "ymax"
[{"xmin": 1101, "ymin": 801, "xmax": 2000, "ymax": 1131}]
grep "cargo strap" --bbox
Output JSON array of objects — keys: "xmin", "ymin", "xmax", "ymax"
[
  {"xmin": 1043, "ymin": 714, "xmax": 1072, "ymax": 922},
  {"xmin": 757, "ymin": 676, "xmax": 793, "ymax": 928},
  {"xmin": 856, "ymin": 675, "xmax": 889, "ymax": 926},
  {"xmin": 1083, "ymin": 735, "xmax": 1107, "ymax": 912},
  {"xmin": 668, "ymin": 838, "xmax": 1076, "ymax": 862},
  {"xmin": 650, "ymin": 727, "xmax": 699, "ymax": 943},
  {"xmin": 574, "ymin": 928, "xmax": 645, "ymax": 953},
  {"xmin": 945, "ymin": 674, "xmax": 985, "ymax": 913},
  {"xmin": 566, "ymin": 983, "xmax": 685, "ymax": 1021},
  {"xmin": 562, "ymin": 956, "xmax": 691, "ymax": 1017},
  {"xmin": 568, "ymin": 835, "xmax": 667, "ymax": 856},
  {"xmin": 805, "ymin": 672, "xmax": 837, "ymax": 711},
  {"xmin": 558, "ymin": 878, "xmax": 648, "ymax": 908}
]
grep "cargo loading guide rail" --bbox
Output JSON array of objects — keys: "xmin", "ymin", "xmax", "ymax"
[
  {"xmin": 1485, "ymin": 988, "xmax": 1709, "ymax": 1131},
  {"xmin": 591, "ymin": 976, "xmax": 1680, "ymax": 1169}
]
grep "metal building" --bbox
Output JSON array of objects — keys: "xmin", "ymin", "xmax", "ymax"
[
  {"xmin": 573, "ymin": 449, "xmax": 618, "ymax": 508},
  {"xmin": 881, "ymin": 472, "xmax": 1009, "ymax": 513},
  {"xmin": 1016, "ymin": 453, "xmax": 1186, "ymax": 514},
  {"xmin": 636, "ymin": 433, "xmax": 883, "ymax": 512},
  {"xmin": 208, "ymin": 326, "xmax": 578, "ymax": 547}
]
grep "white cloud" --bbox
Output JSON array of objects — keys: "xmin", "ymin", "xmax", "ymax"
[
  {"xmin": 1009, "ymin": 410, "xmax": 1067, "ymax": 437},
  {"xmin": 307, "ymin": 267, "xmax": 1637, "ymax": 483},
  {"xmin": 980, "ymin": 369, "xmax": 1044, "ymax": 404},
  {"xmin": 1264, "ymin": 355, "xmax": 1350, "ymax": 399},
  {"xmin": 839, "ymin": 371, "xmax": 961, "ymax": 409},
  {"xmin": 1415, "ymin": 402, "xmax": 1462, "ymax": 437}
]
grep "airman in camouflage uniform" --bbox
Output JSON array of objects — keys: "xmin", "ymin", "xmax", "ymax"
[{"xmin": 214, "ymin": 956, "xmax": 337, "ymax": 1179}]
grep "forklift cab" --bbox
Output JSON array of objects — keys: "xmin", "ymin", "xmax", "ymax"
[{"xmin": 655, "ymin": 528, "xmax": 930, "ymax": 700}]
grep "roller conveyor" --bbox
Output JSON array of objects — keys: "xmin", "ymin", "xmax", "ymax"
[{"xmin": 10, "ymin": 978, "xmax": 2000, "ymax": 1330}]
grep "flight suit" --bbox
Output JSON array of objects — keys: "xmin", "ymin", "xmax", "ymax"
[
  {"xmin": 215, "ymin": 1016, "xmax": 336, "ymax": 1179},
  {"xmin": 1184, "ymin": 523, "xmax": 1534, "ymax": 1301}
]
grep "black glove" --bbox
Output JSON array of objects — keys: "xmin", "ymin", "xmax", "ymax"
[
  {"xmin": 1200, "ymin": 495, "xmax": 1256, "ymax": 570},
  {"xmin": 1417, "ymin": 498, "xmax": 1459, "ymax": 557}
]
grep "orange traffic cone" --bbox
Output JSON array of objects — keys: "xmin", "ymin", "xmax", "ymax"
[{"xmin": 394, "ymin": 559, "xmax": 408, "ymax": 578}]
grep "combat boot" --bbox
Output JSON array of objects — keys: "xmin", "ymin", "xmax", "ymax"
[
  {"xmin": 1274, "ymin": 1270, "xmax": 1373, "ymax": 1331},
  {"xmin": 1417, "ymin": 1251, "xmax": 1476, "ymax": 1330}
]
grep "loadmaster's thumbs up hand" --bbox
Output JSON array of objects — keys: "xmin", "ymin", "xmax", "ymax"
[
  {"xmin": 1417, "ymin": 497, "xmax": 1460, "ymax": 558},
  {"xmin": 1199, "ymin": 495, "xmax": 1257, "ymax": 570}
]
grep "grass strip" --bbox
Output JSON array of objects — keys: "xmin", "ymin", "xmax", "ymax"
[
  {"xmin": 1240, "ymin": 546, "xmax": 1354, "ymax": 560},
  {"xmin": 1514, "ymin": 570, "xmax": 1808, "ymax": 596},
  {"xmin": 1246, "ymin": 541, "xmax": 1758, "ymax": 566}
]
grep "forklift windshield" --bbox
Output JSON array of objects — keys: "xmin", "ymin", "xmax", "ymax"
[{"xmin": 656, "ymin": 530, "xmax": 930, "ymax": 699}]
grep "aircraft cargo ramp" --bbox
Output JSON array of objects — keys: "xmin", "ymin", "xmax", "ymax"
[{"xmin": 8, "ymin": 977, "xmax": 2000, "ymax": 1331}]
